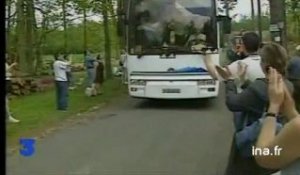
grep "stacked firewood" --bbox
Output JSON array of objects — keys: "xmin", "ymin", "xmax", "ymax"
[
  {"xmin": 71, "ymin": 63, "xmax": 85, "ymax": 72},
  {"xmin": 10, "ymin": 77, "xmax": 39, "ymax": 96}
]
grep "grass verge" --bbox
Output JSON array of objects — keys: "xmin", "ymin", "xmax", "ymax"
[{"xmin": 6, "ymin": 75, "xmax": 127, "ymax": 149}]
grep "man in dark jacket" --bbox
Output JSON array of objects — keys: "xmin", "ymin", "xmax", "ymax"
[{"xmin": 224, "ymin": 43, "xmax": 294, "ymax": 175}]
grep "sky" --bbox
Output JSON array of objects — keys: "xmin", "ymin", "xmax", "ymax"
[{"xmin": 231, "ymin": 0, "xmax": 269, "ymax": 21}]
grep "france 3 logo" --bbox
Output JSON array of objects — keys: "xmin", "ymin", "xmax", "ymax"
[{"xmin": 19, "ymin": 138, "xmax": 36, "ymax": 157}]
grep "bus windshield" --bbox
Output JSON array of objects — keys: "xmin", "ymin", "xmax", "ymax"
[{"xmin": 128, "ymin": 0, "xmax": 217, "ymax": 54}]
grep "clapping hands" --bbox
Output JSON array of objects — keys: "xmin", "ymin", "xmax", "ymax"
[{"xmin": 267, "ymin": 67, "xmax": 298, "ymax": 120}]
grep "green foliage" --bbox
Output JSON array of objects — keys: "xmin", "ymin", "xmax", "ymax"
[
  {"xmin": 43, "ymin": 21, "xmax": 118, "ymax": 54},
  {"xmin": 9, "ymin": 21, "xmax": 119, "ymax": 56},
  {"xmin": 7, "ymin": 0, "xmax": 119, "ymax": 76},
  {"xmin": 232, "ymin": 15, "xmax": 270, "ymax": 32},
  {"xmin": 286, "ymin": 0, "xmax": 300, "ymax": 42}
]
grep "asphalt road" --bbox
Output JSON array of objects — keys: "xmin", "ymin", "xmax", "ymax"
[{"xmin": 7, "ymin": 86, "xmax": 234, "ymax": 175}]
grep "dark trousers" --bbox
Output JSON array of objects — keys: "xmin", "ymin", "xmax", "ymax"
[
  {"xmin": 233, "ymin": 112, "xmax": 244, "ymax": 131},
  {"xmin": 55, "ymin": 81, "xmax": 68, "ymax": 110},
  {"xmin": 66, "ymin": 72, "xmax": 74, "ymax": 87}
]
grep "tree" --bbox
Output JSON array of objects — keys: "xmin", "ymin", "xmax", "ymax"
[
  {"xmin": 257, "ymin": 0, "xmax": 262, "ymax": 42},
  {"xmin": 269, "ymin": 0, "xmax": 287, "ymax": 48},
  {"xmin": 5, "ymin": 0, "xmax": 16, "ymax": 53},
  {"xmin": 8, "ymin": 0, "xmax": 119, "ymax": 77},
  {"xmin": 102, "ymin": 0, "xmax": 112, "ymax": 79},
  {"xmin": 232, "ymin": 15, "xmax": 270, "ymax": 32},
  {"xmin": 73, "ymin": 0, "xmax": 93, "ymax": 53},
  {"xmin": 91, "ymin": 0, "xmax": 113, "ymax": 79},
  {"xmin": 286, "ymin": 0, "xmax": 300, "ymax": 41},
  {"xmin": 62, "ymin": 0, "xmax": 68, "ymax": 53},
  {"xmin": 16, "ymin": 0, "xmax": 28, "ymax": 73},
  {"xmin": 250, "ymin": 0, "xmax": 255, "ymax": 30},
  {"xmin": 33, "ymin": 0, "xmax": 62, "ymax": 74}
]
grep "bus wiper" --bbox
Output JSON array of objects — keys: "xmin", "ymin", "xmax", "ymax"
[
  {"xmin": 150, "ymin": 45, "xmax": 185, "ymax": 56},
  {"xmin": 137, "ymin": 46, "xmax": 166, "ymax": 58},
  {"xmin": 137, "ymin": 45, "xmax": 213, "ymax": 57}
]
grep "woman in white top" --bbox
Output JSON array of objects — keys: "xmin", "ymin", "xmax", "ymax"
[
  {"xmin": 255, "ymin": 67, "xmax": 300, "ymax": 174},
  {"xmin": 6, "ymin": 56, "xmax": 20, "ymax": 123}
]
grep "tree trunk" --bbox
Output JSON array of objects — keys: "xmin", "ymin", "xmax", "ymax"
[
  {"xmin": 269, "ymin": 0, "xmax": 287, "ymax": 48},
  {"xmin": 117, "ymin": 0, "xmax": 125, "ymax": 50},
  {"xmin": 250, "ymin": 0, "xmax": 255, "ymax": 31},
  {"xmin": 108, "ymin": 1, "xmax": 120, "ymax": 59},
  {"xmin": 83, "ymin": 7, "xmax": 87, "ymax": 52},
  {"xmin": 257, "ymin": 0, "xmax": 262, "ymax": 42},
  {"xmin": 25, "ymin": 0, "xmax": 35, "ymax": 75},
  {"xmin": 103, "ymin": 0, "xmax": 112, "ymax": 79},
  {"xmin": 16, "ymin": 0, "xmax": 27, "ymax": 73},
  {"xmin": 35, "ymin": 15, "xmax": 47, "ymax": 74},
  {"xmin": 62, "ymin": 0, "xmax": 68, "ymax": 53},
  {"xmin": 6, "ymin": 0, "xmax": 12, "ymax": 53},
  {"xmin": 30, "ymin": 0, "xmax": 38, "ymax": 74}
]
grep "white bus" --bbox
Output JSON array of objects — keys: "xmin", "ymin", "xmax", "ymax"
[{"xmin": 117, "ymin": 0, "xmax": 231, "ymax": 99}]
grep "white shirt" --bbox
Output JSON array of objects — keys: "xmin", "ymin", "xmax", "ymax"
[
  {"xmin": 227, "ymin": 55, "xmax": 265, "ymax": 82},
  {"xmin": 6, "ymin": 63, "xmax": 12, "ymax": 80},
  {"xmin": 53, "ymin": 60, "xmax": 70, "ymax": 81},
  {"xmin": 120, "ymin": 54, "xmax": 127, "ymax": 68}
]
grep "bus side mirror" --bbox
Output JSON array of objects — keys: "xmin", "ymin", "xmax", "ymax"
[{"xmin": 217, "ymin": 15, "xmax": 232, "ymax": 34}]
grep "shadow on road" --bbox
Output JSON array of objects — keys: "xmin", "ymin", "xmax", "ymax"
[{"xmin": 134, "ymin": 98, "xmax": 218, "ymax": 110}]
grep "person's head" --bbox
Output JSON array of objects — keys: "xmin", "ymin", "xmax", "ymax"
[
  {"xmin": 96, "ymin": 54, "xmax": 101, "ymax": 60},
  {"xmin": 84, "ymin": 50, "xmax": 90, "ymax": 56},
  {"xmin": 63, "ymin": 54, "xmax": 69, "ymax": 60},
  {"xmin": 240, "ymin": 32, "xmax": 260, "ymax": 54},
  {"xmin": 259, "ymin": 42, "xmax": 289, "ymax": 76},
  {"xmin": 295, "ymin": 45, "xmax": 300, "ymax": 57},
  {"xmin": 54, "ymin": 53, "xmax": 59, "ymax": 60}
]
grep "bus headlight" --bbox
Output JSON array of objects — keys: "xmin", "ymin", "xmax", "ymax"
[
  {"xmin": 130, "ymin": 79, "xmax": 146, "ymax": 86},
  {"xmin": 197, "ymin": 79, "xmax": 216, "ymax": 86}
]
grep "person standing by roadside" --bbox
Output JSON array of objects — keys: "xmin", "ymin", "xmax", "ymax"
[
  {"xmin": 6, "ymin": 54, "xmax": 20, "ymax": 123},
  {"xmin": 53, "ymin": 55, "xmax": 71, "ymax": 111},
  {"xmin": 92, "ymin": 54, "xmax": 104, "ymax": 96},
  {"xmin": 120, "ymin": 50, "xmax": 128, "ymax": 84},
  {"xmin": 84, "ymin": 50, "xmax": 96, "ymax": 88},
  {"xmin": 64, "ymin": 54, "xmax": 75, "ymax": 90}
]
